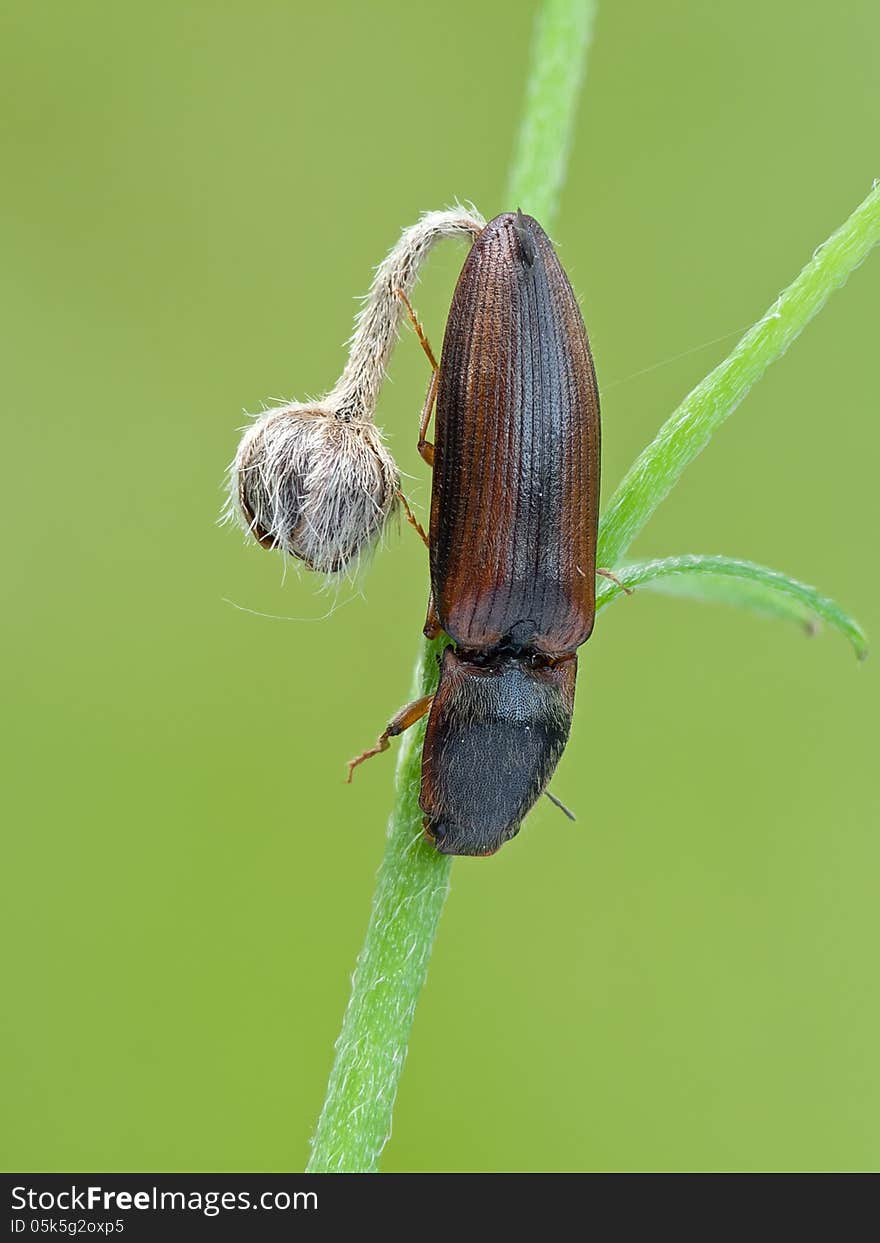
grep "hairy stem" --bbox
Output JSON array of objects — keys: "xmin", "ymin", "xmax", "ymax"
[{"xmin": 306, "ymin": 0, "xmax": 596, "ymax": 1174}]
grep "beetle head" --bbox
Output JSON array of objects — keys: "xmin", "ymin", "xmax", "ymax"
[{"xmin": 420, "ymin": 646, "xmax": 577, "ymax": 856}]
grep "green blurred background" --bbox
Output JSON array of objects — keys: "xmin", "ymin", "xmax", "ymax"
[{"xmin": 2, "ymin": 0, "xmax": 878, "ymax": 1172}]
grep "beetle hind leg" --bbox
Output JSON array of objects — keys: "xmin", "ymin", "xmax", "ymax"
[
  {"xmin": 346, "ymin": 694, "xmax": 434, "ymax": 783},
  {"xmin": 597, "ymin": 567, "xmax": 634, "ymax": 596}
]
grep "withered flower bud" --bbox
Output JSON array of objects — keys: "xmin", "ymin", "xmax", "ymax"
[{"xmin": 232, "ymin": 405, "xmax": 398, "ymax": 574}]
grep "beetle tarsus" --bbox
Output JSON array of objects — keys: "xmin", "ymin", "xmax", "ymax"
[{"xmin": 346, "ymin": 735, "xmax": 391, "ymax": 783}]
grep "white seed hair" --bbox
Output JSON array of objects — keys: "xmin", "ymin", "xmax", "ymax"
[
  {"xmin": 232, "ymin": 410, "xmax": 399, "ymax": 574},
  {"xmin": 226, "ymin": 205, "xmax": 486, "ymax": 575}
]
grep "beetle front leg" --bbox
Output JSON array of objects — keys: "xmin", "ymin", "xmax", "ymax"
[
  {"xmin": 346, "ymin": 694, "xmax": 434, "ymax": 783},
  {"xmin": 395, "ymin": 288, "xmax": 439, "ymax": 466}
]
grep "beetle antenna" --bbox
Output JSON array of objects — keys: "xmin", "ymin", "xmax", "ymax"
[{"xmin": 545, "ymin": 790, "xmax": 576, "ymax": 821}]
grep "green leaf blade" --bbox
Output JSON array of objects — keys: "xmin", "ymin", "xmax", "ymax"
[{"xmin": 597, "ymin": 554, "xmax": 868, "ymax": 660}]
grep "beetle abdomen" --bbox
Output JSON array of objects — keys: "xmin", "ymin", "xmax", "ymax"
[{"xmin": 430, "ymin": 212, "xmax": 600, "ymax": 656}]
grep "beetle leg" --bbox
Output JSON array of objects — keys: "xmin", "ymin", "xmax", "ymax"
[
  {"xmin": 598, "ymin": 567, "xmax": 634, "ymax": 596},
  {"xmin": 395, "ymin": 288, "xmax": 439, "ymax": 466},
  {"xmin": 396, "ymin": 490, "xmax": 429, "ymax": 548},
  {"xmin": 395, "ymin": 287, "xmax": 439, "ymax": 370},
  {"xmin": 423, "ymin": 591, "xmax": 442, "ymax": 639},
  {"xmin": 417, "ymin": 371, "xmax": 438, "ymax": 466},
  {"xmin": 346, "ymin": 694, "xmax": 434, "ymax": 783}
]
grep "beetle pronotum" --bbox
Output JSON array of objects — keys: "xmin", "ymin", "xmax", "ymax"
[{"xmin": 349, "ymin": 211, "xmax": 604, "ymax": 857}]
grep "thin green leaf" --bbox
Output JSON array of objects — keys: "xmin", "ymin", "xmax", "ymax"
[
  {"xmin": 597, "ymin": 554, "xmax": 867, "ymax": 660},
  {"xmin": 598, "ymin": 180, "xmax": 880, "ymax": 570}
]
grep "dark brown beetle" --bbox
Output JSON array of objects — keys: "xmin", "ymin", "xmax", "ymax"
[{"xmin": 350, "ymin": 211, "xmax": 602, "ymax": 857}]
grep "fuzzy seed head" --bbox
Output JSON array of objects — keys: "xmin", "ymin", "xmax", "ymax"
[{"xmin": 230, "ymin": 404, "xmax": 400, "ymax": 574}]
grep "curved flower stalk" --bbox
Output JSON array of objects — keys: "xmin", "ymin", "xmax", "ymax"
[{"xmin": 227, "ymin": 207, "xmax": 485, "ymax": 574}]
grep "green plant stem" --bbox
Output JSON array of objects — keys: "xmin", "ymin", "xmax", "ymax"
[
  {"xmin": 598, "ymin": 180, "xmax": 880, "ymax": 569},
  {"xmin": 306, "ymin": 0, "xmax": 595, "ymax": 1174},
  {"xmin": 306, "ymin": 634, "xmax": 448, "ymax": 1173},
  {"xmin": 506, "ymin": 0, "xmax": 597, "ymax": 224}
]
